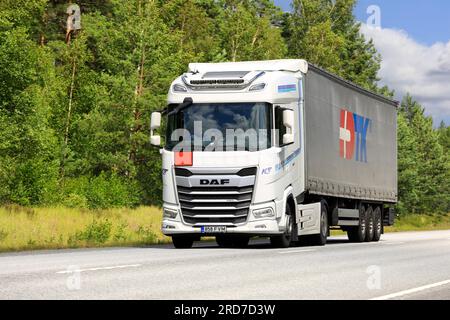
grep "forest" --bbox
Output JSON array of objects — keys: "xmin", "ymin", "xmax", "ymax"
[{"xmin": 0, "ymin": 0, "xmax": 449, "ymax": 216}]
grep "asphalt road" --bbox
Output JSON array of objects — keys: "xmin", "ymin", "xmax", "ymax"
[{"xmin": 1, "ymin": 230, "xmax": 449, "ymax": 300}]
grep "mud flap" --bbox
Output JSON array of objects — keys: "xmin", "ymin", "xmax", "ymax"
[{"xmin": 297, "ymin": 202, "xmax": 321, "ymax": 236}]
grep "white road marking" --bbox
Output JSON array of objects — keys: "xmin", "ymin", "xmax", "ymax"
[
  {"xmin": 56, "ymin": 264, "xmax": 142, "ymax": 274},
  {"xmin": 370, "ymin": 279, "xmax": 450, "ymax": 300},
  {"xmin": 278, "ymin": 249, "xmax": 316, "ymax": 254},
  {"xmin": 382, "ymin": 242, "xmax": 406, "ymax": 245}
]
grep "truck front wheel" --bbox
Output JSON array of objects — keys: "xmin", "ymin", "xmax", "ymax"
[
  {"xmin": 270, "ymin": 204, "xmax": 294, "ymax": 248},
  {"xmin": 311, "ymin": 202, "xmax": 328, "ymax": 246},
  {"xmin": 172, "ymin": 235, "xmax": 194, "ymax": 249}
]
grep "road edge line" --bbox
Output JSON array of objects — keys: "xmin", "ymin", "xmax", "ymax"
[{"xmin": 369, "ymin": 279, "xmax": 450, "ymax": 300}]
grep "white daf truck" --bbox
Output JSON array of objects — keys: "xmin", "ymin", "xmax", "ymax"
[{"xmin": 150, "ymin": 59, "xmax": 397, "ymax": 249}]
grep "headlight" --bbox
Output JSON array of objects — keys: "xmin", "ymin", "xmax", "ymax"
[
  {"xmin": 253, "ymin": 207, "xmax": 275, "ymax": 219},
  {"xmin": 163, "ymin": 208, "xmax": 178, "ymax": 219},
  {"xmin": 173, "ymin": 84, "xmax": 187, "ymax": 92},
  {"xmin": 249, "ymin": 83, "xmax": 266, "ymax": 92}
]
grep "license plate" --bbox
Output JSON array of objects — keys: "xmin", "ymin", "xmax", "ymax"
[{"xmin": 201, "ymin": 226, "xmax": 227, "ymax": 233}]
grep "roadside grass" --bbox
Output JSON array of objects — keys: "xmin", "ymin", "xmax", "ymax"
[
  {"xmin": 331, "ymin": 213, "xmax": 450, "ymax": 236},
  {"xmin": 0, "ymin": 205, "xmax": 170, "ymax": 252},
  {"xmin": 385, "ymin": 213, "xmax": 450, "ymax": 232},
  {"xmin": 0, "ymin": 206, "xmax": 449, "ymax": 252}
]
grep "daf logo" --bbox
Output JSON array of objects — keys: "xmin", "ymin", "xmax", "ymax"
[{"xmin": 200, "ymin": 179, "xmax": 230, "ymax": 185}]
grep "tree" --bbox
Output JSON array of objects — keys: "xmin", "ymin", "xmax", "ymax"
[
  {"xmin": 396, "ymin": 113, "xmax": 420, "ymax": 214},
  {"xmin": 218, "ymin": 0, "xmax": 287, "ymax": 61},
  {"xmin": 284, "ymin": 0, "xmax": 381, "ymax": 89},
  {"xmin": 0, "ymin": 26, "xmax": 59, "ymax": 205},
  {"xmin": 399, "ymin": 94, "xmax": 449, "ymax": 214}
]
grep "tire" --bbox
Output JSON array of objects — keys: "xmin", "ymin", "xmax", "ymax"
[
  {"xmin": 311, "ymin": 201, "xmax": 328, "ymax": 246},
  {"xmin": 372, "ymin": 206, "xmax": 382, "ymax": 242},
  {"xmin": 347, "ymin": 205, "xmax": 366, "ymax": 242},
  {"xmin": 172, "ymin": 235, "xmax": 194, "ymax": 249},
  {"xmin": 365, "ymin": 206, "xmax": 375, "ymax": 242},
  {"xmin": 270, "ymin": 203, "xmax": 294, "ymax": 248}
]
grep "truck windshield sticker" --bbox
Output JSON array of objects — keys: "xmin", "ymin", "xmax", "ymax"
[
  {"xmin": 339, "ymin": 108, "xmax": 371, "ymax": 162},
  {"xmin": 278, "ymin": 84, "xmax": 297, "ymax": 93}
]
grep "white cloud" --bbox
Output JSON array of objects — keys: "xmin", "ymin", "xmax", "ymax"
[{"xmin": 360, "ymin": 24, "xmax": 450, "ymax": 125}]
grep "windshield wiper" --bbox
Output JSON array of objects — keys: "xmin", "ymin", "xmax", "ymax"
[{"xmin": 167, "ymin": 97, "xmax": 193, "ymax": 116}]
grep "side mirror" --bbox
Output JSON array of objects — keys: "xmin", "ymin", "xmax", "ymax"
[
  {"xmin": 283, "ymin": 109, "xmax": 295, "ymax": 145},
  {"xmin": 150, "ymin": 112, "xmax": 161, "ymax": 147}
]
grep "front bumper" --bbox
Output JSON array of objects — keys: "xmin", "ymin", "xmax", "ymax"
[
  {"xmin": 162, "ymin": 218, "xmax": 282, "ymax": 236},
  {"xmin": 161, "ymin": 201, "xmax": 282, "ymax": 236}
]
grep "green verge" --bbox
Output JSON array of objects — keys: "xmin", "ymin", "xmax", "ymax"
[
  {"xmin": 331, "ymin": 213, "xmax": 450, "ymax": 236},
  {"xmin": 0, "ymin": 206, "xmax": 449, "ymax": 252},
  {"xmin": 0, "ymin": 205, "xmax": 170, "ymax": 252}
]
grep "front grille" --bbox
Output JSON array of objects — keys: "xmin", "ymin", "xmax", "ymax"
[{"xmin": 175, "ymin": 169, "xmax": 256, "ymax": 226}]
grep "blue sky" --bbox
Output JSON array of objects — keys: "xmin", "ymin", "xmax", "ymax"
[
  {"xmin": 273, "ymin": 0, "xmax": 450, "ymax": 125},
  {"xmin": 275, "ymin": 0, "xmax": 450, "ymax": 45},
  {"xmin": 353, "ymin": 0, "xmax": 450, "ymax": 45}
]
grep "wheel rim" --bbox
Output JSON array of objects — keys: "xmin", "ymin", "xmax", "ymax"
[
  {"xmin": 360, "ymin": 208, "xmax": 366, "ymax": 236},
  {"xmin": 369, "ymin": 215, "xmax": 374, "ymax": 235},
  {"xmin": 285, "ymin": 215, "xmax": 292, "ymax": 240},
  {"xmin": 375, "ymin": 210, "xmax": 382, "ymax": 235}
]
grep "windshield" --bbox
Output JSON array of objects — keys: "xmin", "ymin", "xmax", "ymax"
[{"xmin": 165, "ymin": 102, "xmax": 272, "ymax": 152}]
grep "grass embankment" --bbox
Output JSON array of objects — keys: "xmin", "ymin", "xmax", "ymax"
[
  {"xmin": 385, "ymin": 213, "xmax": 450, "ymax": 232},
  {"xmin": 0, "ymin": 206, "xmax": 449, "ymax": 252},
  {"xmin": 0, "ymin": 205, "xmax": 170, "ymax": 252},
  {"xmin": 330, "ymin": 213, "xmax": 450, "ymax": 236}
]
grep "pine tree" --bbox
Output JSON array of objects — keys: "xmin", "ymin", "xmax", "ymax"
[{"xmin": 399, "ymin": 94, "xmax": 448, "ymax": 214}]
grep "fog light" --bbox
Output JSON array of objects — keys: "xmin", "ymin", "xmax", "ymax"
[
  {"xmin": 162, "ymin": 223, "xmax": 176, "ymax": 229},
  {"xmin": 253, "ymin": 207, "xmax": 274, "ymax": 219},
  {"xmin": 163, "ymin": 208, "xmax": 178, "ymax": 219}
]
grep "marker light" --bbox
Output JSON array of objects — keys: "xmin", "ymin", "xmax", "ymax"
[{"xmin": 174, "ymin": 151, "xmax": 193, "ymax": 166}]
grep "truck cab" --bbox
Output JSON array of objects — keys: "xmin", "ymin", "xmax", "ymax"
[{"xmin": 151, "ymin": 60, "xmax": 311, "ymax": 248}]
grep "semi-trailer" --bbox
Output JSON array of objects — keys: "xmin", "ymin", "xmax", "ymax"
[{"xmin": 150, "ymin": 59, "xmax": 397, "ymax": 248}]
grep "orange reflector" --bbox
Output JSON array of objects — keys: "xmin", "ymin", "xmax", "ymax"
[{"xmin": 174, "ymin": 151, "xmax": 193, "ymax": 166}]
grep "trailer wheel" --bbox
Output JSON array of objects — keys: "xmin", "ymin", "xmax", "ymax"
[
  {"xmin": 365, "ymin": 206, "xmax": 375, "ymax": 242},
  {"xmin": 270, "ymin": 204, "xmax": 294, "ymax": 248},
  {"xmin": 347, "ymin": 205, "xmax": 366, "ymax": 242},
  {"xmin": 372, "ymin": 207, "xmax": 382, "ymax": 242},
  {"xmin": 311, "ymin": 201, "xmax": 328, "ymax": 246},
  {"xmin": 172, "ymin": 235, "xmax": 194, "ymax": 249}
]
